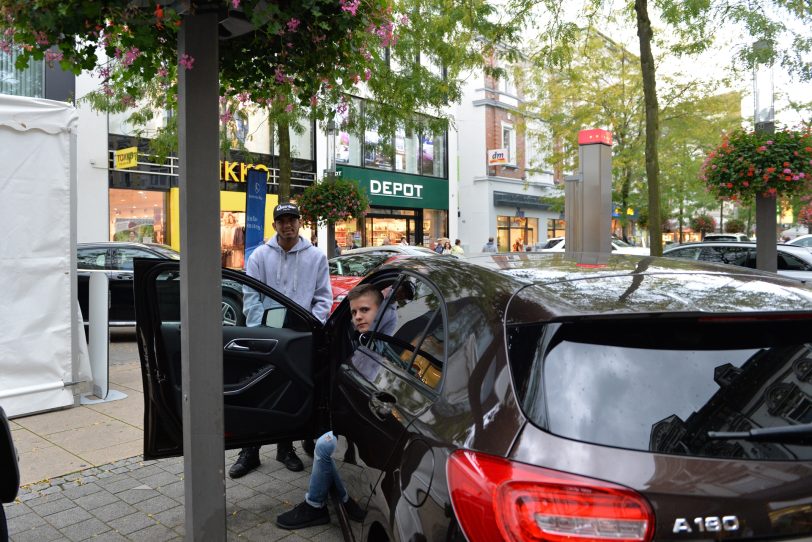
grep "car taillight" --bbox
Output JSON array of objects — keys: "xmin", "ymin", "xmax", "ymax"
[{"xmin": 447, "ymin": 449, "xmax": 654, "ymax": 542}]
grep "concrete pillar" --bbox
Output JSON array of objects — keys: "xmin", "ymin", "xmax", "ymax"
[{"xmin": 565, "ymin": 129, "xmax": 613, "ymax": 254}]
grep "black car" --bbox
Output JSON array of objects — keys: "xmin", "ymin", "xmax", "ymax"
[
  {"xmin": 77, "ymin": 242, "xmax": 244, "ymax": 327},
  {"xmin": 134, "ymin": 252, "xmax": 812, "ymax": 542},
  {"xmin": 1, "ymin": 406, "xmax": 19, "ymax": 541}
]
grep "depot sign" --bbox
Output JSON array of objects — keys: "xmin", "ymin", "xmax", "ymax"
[
  {"xmin": 370, "ymin": 179, "xmax": 424, "ymax": 199},
  {"xmin": 337, "ymin": 165, "xmax": 448, "ymax": 210}
]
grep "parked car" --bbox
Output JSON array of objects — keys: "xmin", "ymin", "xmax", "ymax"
[
  {"xmin": 341, "ymin": 244, "xmax": 439, "ymax": 257},
  {"xmin": 1, "ymin": 406, "xmax": 19, "ymax": 541},
  {"xmin": 786, "ymin": 233, "xmax": 812, "ymax": 248},
  {"xmin": 77, "ymin": 242, "xmax": 245, "ymax": 327},
  {"xmin": 703, "ymin": 232, "xmax": 751, "ymax": 242},
  {"xmin": 133, "ymin": 252, "xmax": 812, "ymax": 542},
  {"xmin": 541, "ymin": 237, "xmax": 650, "ymax": 255},
  {"xmin": 663, "ymin": 241, "xmax": 812, "ymax": 283}
]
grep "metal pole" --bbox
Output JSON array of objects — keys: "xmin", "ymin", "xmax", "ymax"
[
  {"xmin": 178, "ymin": 8, "xmax": 226, "ymax": 539},
  {"xmin": 753, "ymin": 39, "xmax": 777, "ymax": 272}
]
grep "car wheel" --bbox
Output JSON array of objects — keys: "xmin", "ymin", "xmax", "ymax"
[{"xmin": 221, "ymin": 296, "xmax": 244, "ymax": 326}]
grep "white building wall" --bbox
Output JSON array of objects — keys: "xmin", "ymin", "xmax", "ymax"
[
  {"xmin": 75, "ymin": 71, "xmax": 110, "ymax": 243},
  {"xmin": 455, "ymin": 78, "xmax": 489, "ymax": 252}
]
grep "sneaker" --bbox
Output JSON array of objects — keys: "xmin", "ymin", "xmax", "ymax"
[
  {"xmin": 276, "ymin": 501, "xmax": 330, "ymax": 530},
  {"xmin": 276, "ymin": 448, "xmax": 304, "ymax": 472},
  {"xmin": 343, "ymin": 496, "xmax": 367, "ymax": 522},
  {"xmin": 228, "ymin": 448, "xmax": 260, "ymax": 479},
  {"xmin": 302, "ymin": 438, "xmax": 315, "ymax": 457}
]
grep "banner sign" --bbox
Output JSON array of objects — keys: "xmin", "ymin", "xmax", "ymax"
[
  {"xmin": 336, "ymin": 165, "xmax": 448, "ymax": 209},
  {"xmin": 487, "ymin": 148, "xmax": 508, "ymax": 165},
  {"xmin": 244, "ymin": 169, "xmax": 267, "ymax": 263},
  {"xmin": 578, "ymin": 129, "xmax": 613, "ymax": 146},
  {"xmin": 114, "ymin": 146, "xmax": 138, "ymax": 169}
]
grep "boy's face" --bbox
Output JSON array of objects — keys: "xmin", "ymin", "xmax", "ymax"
[{"xmin": 349, "ymin": 292, "xmax": 380, "ymax": 333}]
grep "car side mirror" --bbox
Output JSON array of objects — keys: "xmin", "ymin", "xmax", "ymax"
[{"xmin": 262, "ymin": 307, "xmax": 287, "ymax": 328}]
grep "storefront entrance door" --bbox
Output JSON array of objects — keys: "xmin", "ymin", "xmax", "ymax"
[{"xmin": 365, "ymin": 211, "xmax": 420, "ymax": 246}]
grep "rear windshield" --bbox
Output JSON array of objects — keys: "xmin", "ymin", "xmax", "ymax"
[{"xmin": 508, "ymin": 317, "xmax": 812, "ymax": 460}]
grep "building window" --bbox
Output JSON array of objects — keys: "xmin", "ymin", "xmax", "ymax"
[
  {"xmin": 497, "ymin": 215, "xmax": 538, "ymax": 252},
  {"xmin": 109, "ymin": 189, "xmax": 168, "ymax": 245},
  {"xmin": 364, "ymin": 123, "xmax": 394, "ymax": 170},
  {"xmin": 0, "ymin": 49, "xmax": 44, "ymax": 97},
  {"xmin": 395, "ymin": 126, "xmax": 419, "ymax": 174},
  {"xmin": 547, "ymin": 218, "xmax": 566, "ymax": 239},
  {"xmin": 502, "ymin": 124, "xmax": 516, "ymax": 165},
  {"xmin": 500, "ymin": 70, "xmax": 516, "ymax": 96}
]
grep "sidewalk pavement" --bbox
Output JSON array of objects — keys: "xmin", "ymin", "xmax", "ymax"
[{"xmin": 3, "ymin": 360, "xmax": 344, "ymax": 541}]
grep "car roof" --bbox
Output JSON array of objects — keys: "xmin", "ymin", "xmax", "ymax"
[
  {"xmin": 342, "ymin": 245, "xmax": 438, "ymax": 256},
  {"xmin": 664, "ymin": 241, "xmax": 810, "ymax": 255},
  {"xmin": 380, "ymin": 252, "xmax": 812, "ymax": 320}
]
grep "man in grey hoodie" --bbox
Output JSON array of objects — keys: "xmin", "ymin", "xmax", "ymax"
[{"xmin": 229, "ymin": 202, "xmax": 332, "ymax": 477}]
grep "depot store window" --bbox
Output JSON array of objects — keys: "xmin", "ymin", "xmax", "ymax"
[
  {"xmin": 110, "ymin": 189, "xmax": 168, "ymax": 245},
  {"xmin": 335, "ymin": 97, "xmax": 447, "ymax": 178}
]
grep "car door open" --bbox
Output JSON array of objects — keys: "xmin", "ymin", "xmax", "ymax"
[{"xmin": 133, "ymin": 259, "xmax": 325, "ymax": 459}]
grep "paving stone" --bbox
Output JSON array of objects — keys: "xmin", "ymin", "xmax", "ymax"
[
  {"xmin": 100, "ymin": 477, "xmax": 141, "ymax": 494},
  {"xmin": 133, "ymin": 494, "xmax": 180, "ymax": 515},
  {"xmin": 74, "ymin": 489, "xmax": 119, "ymax": 510},
  {"xmin": 7, "ymin": 511, "xmax": 47, "ymax": 535},
  {"xmin": 28, "ymin": 496, "xmax": 74, "ymax": 517},
  {"xmin": 156, "ymin": 480, "xmax": 184, "ymax": 499},
  {"xmin": 152, "ymin": 505, "xmax": 184, "ymax": 529},
  {"xmin": 61, "ymin": 483, "xmax": 103, "ymax": 500},
  {"xmin": 61, "ymin": 517, "xmax": 110, "ymax": 542},
  {"xmin": 17, "ymin": 493, "xmax": 61, "ymax": 510},
  {"xmin": 8, "ymin": 521, "xmax": 63, "ymax": 542},
  {"xmin": 226, "ymin": 507, "xmax": 263, "ymax": 534},
  {"xmin": 39, "ymin": 486, "xmax": 61, "ymax": 496},
  {"xmin": 225, "ymin": 484, "xmax": 260, "ymax": 502},
  {"xmin": 139, "ymin": 471, "xmax": 182, "ymax": 489},
  {"xmin": 107, "ymin": 511, "xmax": 157, "ymax": 535},
  {"xmin": 91, "ymin": 501, "xmax": 137, "ymax": 522},
  {"xmin": 234, "ymin": 492, "xmax": 280, "ymax": 515},
  {"xmin": 42, "ymin": 506, "xmax": 93, "ymax": 529},
  {"xmin": 128, "ymin": 522, "xmax": 178, "ymax": 541},
  {"xmin": 116, "ymin": 487, "xmax": 160, "ymax": 505},
  {"xmin": 3, "ymin": 502, "xmax": 31, "ymax": 519},
  {"xmin": 83, "ymin": 531, "xmax": 129, "ymax": 541}
]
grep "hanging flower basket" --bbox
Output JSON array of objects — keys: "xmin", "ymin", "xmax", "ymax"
[
  {"xmin": 700, "ymin": 128, "xmax": 812, "ymax": 202},
  {"xmin": 690, "ymin": 214, "xmax": 716, "ymax": 235},
  {"xmin": 299, "ymin": 178, "xmax": 369, "ymax": 226}
]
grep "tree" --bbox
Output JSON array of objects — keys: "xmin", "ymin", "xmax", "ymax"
[
  {"xmin": 659, "ymin": 90, "xmax": 742, "ymax": 242},
  {"xmin": 526, "ymin": 0, "xmax": 812, "ymax": 256}
]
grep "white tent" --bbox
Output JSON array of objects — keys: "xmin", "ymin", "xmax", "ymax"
[{"xmin": 0, "ymin": 94, "xmax": 90, "ymax": 418}]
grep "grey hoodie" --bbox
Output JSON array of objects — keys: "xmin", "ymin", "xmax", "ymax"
[{"xmin": 242, "ymin": 234, "xmax": 332, "ymax": 326}]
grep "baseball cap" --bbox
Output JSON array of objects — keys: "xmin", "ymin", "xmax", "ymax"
[{"xmin": 273, "ymin": 202, "xmax": 300, "ymax": 220}]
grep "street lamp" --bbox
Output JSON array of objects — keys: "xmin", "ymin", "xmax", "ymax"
[
  {"xmin": 753, "ymin": 39, "xmax": 777, "ymax": 272},
  {"xmin": 325, "ymin": 118, "xmax": 338, "ymax": 257}
]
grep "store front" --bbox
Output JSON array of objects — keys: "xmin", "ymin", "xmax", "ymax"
[
  {"xmin": 108, "ymin": 135, "xmax": 316, "ymax": 268},
  {"xmin": 336, "ymin": 165, "xmax": 448, "ymax": 248}
]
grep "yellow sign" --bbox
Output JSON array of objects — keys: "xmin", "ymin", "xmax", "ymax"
[
  {"xmin": 219, "ymin": 161, "xmax": 270, "ymax": 182},
  {"xmin": 114, "ymin": 147, "xmax": 139, "ymax": 169}
]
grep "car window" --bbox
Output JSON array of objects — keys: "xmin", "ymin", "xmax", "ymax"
[
  {"xmin": 113, "ymin": 247, "xmax": 161, "ymax": 270},
  {"xmin": 666, "ymin": 247, "xmax": 702, "ymax": 260},
  {"xmin": 778, "ymin": 251, "xmax": 812, "ymax": 271},
  {"xmin": 77, "ymin": 247, "xmax": 108, "ymax": 269},
  {"xmin": 792, "ymin": 237, "xmax": 812, "ymax": 247},
  {"xmin": 699, "ymin": 246, "xmax": 751, "ymax": 267},
  {"xmin": 507, "ymin": 317, "xmax": 812, "ymax": 460},
  {"xmin": 329, "ymin": 254, "xmax": 389, "ymax": 277},
  {"xmin": 370, "ymin": 276, "xmax": 445, "ymax": 391}
]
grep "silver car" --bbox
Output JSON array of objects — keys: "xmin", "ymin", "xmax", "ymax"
[{"xmin": 663, "ymin": 241, "xmax": 812, "ymax": 282}]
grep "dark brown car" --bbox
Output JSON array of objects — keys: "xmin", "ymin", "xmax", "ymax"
[{"xmin": 134, "ymin": 252, "xmax": 812, "ymax": 542}]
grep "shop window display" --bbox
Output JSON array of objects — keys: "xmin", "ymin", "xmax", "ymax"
[
  {"xmin": 497, "ymin": 215, "xmax": 538, "ymax": 252},
  {"xmin": 110, "ymin": 188, "xmax": 167, "ymax": 244},
  {"xmin": 221, "ymin": 211, "xmax": 246, "ymax": 269}
]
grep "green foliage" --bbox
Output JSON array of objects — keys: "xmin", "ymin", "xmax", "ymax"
[
  {"xmin": 690, "ymin": 213, "xmax": 716, "ymax": 234},
  {"xmin": 724, "ymin": 217, "xmax": 745, "ymax": 233},
  {"xmin": 298, "ymin": 178, "xmax": 369, "ymax": 226},
  {"xmin": 701, "ymin": 128, "xmax": 812, "ymax": 202}
]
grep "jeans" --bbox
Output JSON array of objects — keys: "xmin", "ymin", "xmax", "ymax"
[{"xmin": 305, "ymin": 431, "xmax": 348, "ymax": 508}]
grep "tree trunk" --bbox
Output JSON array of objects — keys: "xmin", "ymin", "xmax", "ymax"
[
  {"xmin": 277, "ymin": 118, "xmax": 292, "ymax": 203},
  {"xmin": 635, "ymin": 0, "xmax": 663, "ymax": 256}
]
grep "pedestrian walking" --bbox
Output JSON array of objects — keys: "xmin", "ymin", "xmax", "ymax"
[
  {"xmin": 451, "ymin": 239, "xmax": 465, "ymax": 257},
  {"xmin": 230, "ymin": 202, "xmax": 332, "ymax": 478},
  {"xmin": 434, "ymin": 239, "xmax": 445, "ymax": 254},
  {"xmin": 481, "ymin": 237, "xmax": 497, "ymax": 252}
]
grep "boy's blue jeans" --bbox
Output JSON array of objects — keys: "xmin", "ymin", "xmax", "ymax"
[{"xmin": 304, "ymin": 431, "xmax": 348, "ymax": 508}]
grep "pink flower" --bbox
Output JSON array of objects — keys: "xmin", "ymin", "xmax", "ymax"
[
  {"xmin": 340, "ymin": 0, "xmax": 360, "ymax": 16},
  {"xmin": 44, "ymin": 49, "xmax": 63, "ymax": 63},
  {"xmin": 364, "ymin": 69, "xmax": 371, "ymax": 81},
  {"xmin": 285, "ymin": 104, "xmax": 294, "ymax": 113},
  {"xmin": 783, "ymin": 168, "xmax": 792, "ymax": 174},
  {"xmin": 33, "ymin": 31, "xmax": 49, "ymax": 46},
  {"xmin": 310, "ymin": 95, "xmax": 318, "ymax": 107},
  {"xmin": 0, "ymin": 40, "xmax": 10, "ymax": 54},
  {"xmin": 220, "ymin": 110, "xmax": 233, "ymax": 123},
  {"xmin": 766, "ymin": 140, "xmax": 773, "ymax": 144},
  {"xmin": 157, "ymin": 67, "xmax": 168, "ymax": 77},
  {"xmin": 232, "ymin": 0, "xmax": 240, "ymax": 7},
  {"xmin": 122, "ymin": 47, "xmax": 140, "ymax": 67},
  {"xmin": 287, "ymin": 18, "xmax": 301, "ymax": 32},
  {"xmin": 757, "ymin": 145, "xmax": 767, "ymax": 152},
  {"xmin": 179, "ymin": 53, "xmax": 195, "ymax": 70}
]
